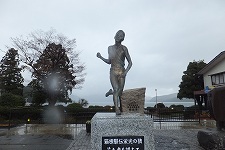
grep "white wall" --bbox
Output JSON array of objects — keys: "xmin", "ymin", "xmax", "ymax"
[{"xmin": 203, "ymin": 59, "xmax": 225, "ymax": 88}]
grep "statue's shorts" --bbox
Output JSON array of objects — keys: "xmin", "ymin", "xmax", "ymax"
[{"xmin": 110, "ymin": 67, "xmax": 125, "ymax": 78}]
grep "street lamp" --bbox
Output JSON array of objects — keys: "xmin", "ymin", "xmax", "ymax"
[{"xmin": 155, "ymin": 89, "xmax": 157, "ymax": 109}]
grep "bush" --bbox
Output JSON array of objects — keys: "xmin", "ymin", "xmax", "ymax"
[
  {"xmin": 0, "ymin": 106, "xmax": 43, "ymax": 122},
  {"xmin": 66, "ymin": 103, "xmax": 83, "ymax": 112},
  {"xmin": 154, "ymin": 103, "xmax": 165, "ymax": 108},
  {"xmin": 67, "ymin": 103, "xmax": 83, "ymax": 109},
  {"xmin": 169, "ymin": 104, "xmax": 184, "ymax": 111}
]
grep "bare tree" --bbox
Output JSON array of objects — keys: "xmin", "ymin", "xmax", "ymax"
[{"xmin": 11, "ymin": 29, "xmax": 85, "ymax": 106}]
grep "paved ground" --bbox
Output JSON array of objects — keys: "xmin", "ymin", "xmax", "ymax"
[
  {"xmin": 0, "ymin": 134, "xmax": 72, "ymax": 150},
  {"xmin": 67, "ymin": 120, "xmax": 216, "ymax": 150},
  {"xmin": 66, "ymin": 131, "xmax": 91, "ymax": 150},
  {"xmin": 0, "ymin": 124, "xmax": 84, "ymax": 150},
  {"xmin": 0, "ymin": 120, "xmax": 216, "ymax": 150}
]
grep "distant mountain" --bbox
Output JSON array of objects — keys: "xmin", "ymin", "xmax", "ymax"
[
  {"xmin": 148, "ymin": 93, "xmax": 194, "ymax": 103},
  {"xmin": 145, "ymin": 95, "xmax": 152, "ymax": 101}
]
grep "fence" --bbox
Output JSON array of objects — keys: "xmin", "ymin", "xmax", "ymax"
[
  {"xmin": 145, "ymin": 108, "xmax": 202, "ymax": 129},
  {"xmin": 0, "ymin": 107, "xmax": 110, "ymax": 127},
  {"xmin": 64, "ymin": 112, "xmax": 96, "ymax": 124},
  {"xmin": 145, "ymin": 108, "xmax": 201, "ymax": 122},
  {"xmin": 1, "ymin": 107, "xmax": 211, "ymax": 130}
]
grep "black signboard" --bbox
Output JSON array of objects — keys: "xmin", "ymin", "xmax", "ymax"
[{"xmin": 102, "ymin": 136, "xmax": 144, "ymax": 150}]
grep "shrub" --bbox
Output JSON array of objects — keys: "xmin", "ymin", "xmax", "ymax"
[
  {"xmin": 169, "ymin": 104, "xmax": 184, "ymax": 111},
  {"xmin": 154, "ymin": 103, "xmax": 165, "ymax": 108},
  {"xmin": 66, "ymin": 103, "xmax": 83, "ymax": 112},
  {"xmin": 67, "ymin": 103, "xmax": 82, "ymax": 109}
]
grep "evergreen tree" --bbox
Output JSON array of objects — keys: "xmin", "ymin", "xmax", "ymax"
[
  {"xmin": 27, "ymin": 79, "xmax": 47, "ymax": 106},
  {"xmin": 0, "ymin": 48, "xmax": 25, "ymax": 107},
  {"xmin": 0, "ymin": 48, "xmax": 24, "ymax": 96},
  {"xmin": 32, "ymin": 43, "xmax": 76, "ymax": 106},
  {"xmin": 177, "ymin": 60, "xmax": 207, "ymax": 99}
]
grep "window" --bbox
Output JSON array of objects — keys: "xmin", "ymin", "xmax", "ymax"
[
  {"xmin": 215, "ymin": 75, "xmax": 220, "ymax": 84},
  {"xmin": 212, "ymin": 76, "xmax": 216, "ymax": 85},
  {"xmin": 224, "ymin": 73, "xmax": 225, "ymax": 82},
  {"xmin": 220, "ymin": 74, "xmax": 224, "ymax": 84},
  {"xmin": 211, "ymin": 72, "xmax": 225, "ymax": 85}
]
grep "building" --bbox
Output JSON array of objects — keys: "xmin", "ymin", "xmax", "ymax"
[
  {"xmin": 198, "ymin": 51, "xmax": 225, "ymax": 88},
  {"xmin": 194, "ymin": 51, "xmax": 225, "ymax": 109}
]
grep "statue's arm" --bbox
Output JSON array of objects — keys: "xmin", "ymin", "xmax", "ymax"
[
  {"xmin": 96, "ymin": 51, "xmax": 111, "ymax": 64},
  {"xmin": 124, "ymin": 46, "xmax": 132, "ymax": 75}
]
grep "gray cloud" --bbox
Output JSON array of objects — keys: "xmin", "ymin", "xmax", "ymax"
[{"xmin": 1, "ymin": 0, "xmax": 225, "ymax": 105}]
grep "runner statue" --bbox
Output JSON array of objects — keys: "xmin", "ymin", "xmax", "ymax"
[{"xmin": 97, "ymin": 30, "xmax": 132, "ymax": 115}]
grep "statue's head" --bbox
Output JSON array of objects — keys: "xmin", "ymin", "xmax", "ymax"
[{"xmin": 114, "ymin": 30, "xmax": 125, "ymax": 42}]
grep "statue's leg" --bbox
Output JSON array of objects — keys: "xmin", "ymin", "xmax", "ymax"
[
  {"xmin": 118, "ymin": 77, "xmax": 125, "ymax": 112},
  {"xmin": 110, "ymin": 71, "xmax": 121, "ymax": 115},
  {"xmin": 114, "ymin": 91, "xmax": 121, "ymax": 115},
  {"xmin": 105, "ymin": 89, "xmax": 113, "ymax": 97}
]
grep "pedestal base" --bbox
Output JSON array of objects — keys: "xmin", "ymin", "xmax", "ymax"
[{"xmin": 91, "ymin": 113, "xmax": 155, "ymax": 150}]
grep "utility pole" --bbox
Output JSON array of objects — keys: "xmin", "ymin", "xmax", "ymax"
[{"xmin": 155, "ymin": 89, "xmax": 157, "ymax": 109}]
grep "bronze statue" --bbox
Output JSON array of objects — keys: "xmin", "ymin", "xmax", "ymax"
[{"xmin": 97, "ymin": 30, "xmax": 132, "ymax": 115}]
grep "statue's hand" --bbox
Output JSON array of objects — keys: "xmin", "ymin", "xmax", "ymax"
[{"xmin": 96, "ymin": 52, "xmax": 101, "ymax": 58}]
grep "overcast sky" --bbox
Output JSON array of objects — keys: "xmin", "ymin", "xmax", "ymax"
[{"xmin": 1, "ymin": 0, "xmax": 225, "ymax": 105}]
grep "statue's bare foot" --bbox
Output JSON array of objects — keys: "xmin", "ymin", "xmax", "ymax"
[{"xmin": 105, "ymin": 89, "xmax": 113, "ymax": 97}]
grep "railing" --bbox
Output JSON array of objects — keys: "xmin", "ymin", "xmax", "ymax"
[
  {"xmin": 145, "ymin": 108, "xmax": 201, "ymax": 123},
  {"xmin": 0, "ymin": 108, "xmax": 103, "ymax": 126},
  {"xmin": 1, "ymin": 107, "xmax": 212, "ymax": 130},
  {"xmin": 145, "ymin": 108, "xmax": 203, "ymax": 129},
  {"xmin": 64, "ymin": 112, "xmax": 96, "ymax": 124}
]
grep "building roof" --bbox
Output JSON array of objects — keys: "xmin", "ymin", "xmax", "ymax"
[{"xmin": 198, "ymin": 51, "xmax": 225, "ymax": 75}]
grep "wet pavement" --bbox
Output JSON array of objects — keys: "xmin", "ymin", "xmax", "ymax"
[
  {"xmin": 0, "ymin": 124, "xmax": 85, "ymax": 150},
  {"xmin": 0, "ymin": 120, "xmax": 216, "ymax": 150}
]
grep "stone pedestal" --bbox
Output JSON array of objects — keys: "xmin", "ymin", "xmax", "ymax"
[{"xmin": 91, "ymin": 113, "xmax": 155, "ymax": 150}]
